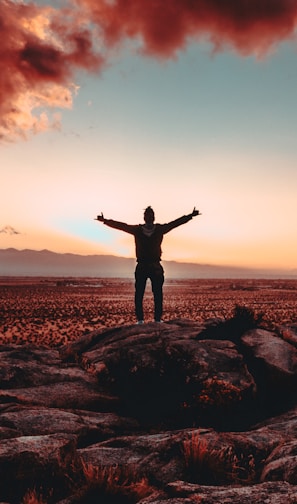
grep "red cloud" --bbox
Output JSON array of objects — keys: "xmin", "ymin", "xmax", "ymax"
[
  {"xmin": 0, "ymin": 0, "xmax": 103, "ymax": 142},
  {"xmin": 81, "ymin": 0, "xmax": 297, "ymax": 57},
  {"xmin": 1, "ymin": 0, "xmax": 297, "ymax": 141}
]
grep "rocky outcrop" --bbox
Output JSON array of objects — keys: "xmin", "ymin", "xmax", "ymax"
[
  {"xmin": 141, "ymin": 481, "xmax": 297, "ymax": 503},
  {"xmin": 1, "ymin": 317, "xmax": 297, "ymax": 503}
]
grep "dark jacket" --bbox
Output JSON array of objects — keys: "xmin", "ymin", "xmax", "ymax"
[{"xmin": 103, "ymin": 214, "xmax": 193, "ymax": 263}]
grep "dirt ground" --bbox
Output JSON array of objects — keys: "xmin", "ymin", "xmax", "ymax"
[{"xmin": 0, "ymin": 277, "xmax": 297, "ymax": 347}]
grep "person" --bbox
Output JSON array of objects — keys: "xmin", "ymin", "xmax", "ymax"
[{"xmin": 95, "ymin": 206, "xmax": 200, "ymax": 324}]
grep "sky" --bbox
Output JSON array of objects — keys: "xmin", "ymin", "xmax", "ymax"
[{"xmin": 1, "ymin": 0, "xmax": 297, "ymax": 271}]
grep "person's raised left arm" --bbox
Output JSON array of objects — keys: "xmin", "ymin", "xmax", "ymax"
[{"xmin": 162, "ymin": 207, "xmax": 201, "ymax": 234}]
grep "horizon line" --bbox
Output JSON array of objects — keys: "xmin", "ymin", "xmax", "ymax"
[{"xmin": 0, "ymin": 246, "xmax": 296, "ymax": 275}]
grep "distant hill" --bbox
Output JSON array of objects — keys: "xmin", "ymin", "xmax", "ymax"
[{"xmin": 0, "ymin": 248, "xmax": 295, "ymax": 278}]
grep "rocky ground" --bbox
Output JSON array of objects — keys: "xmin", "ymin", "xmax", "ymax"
[{"xmin": 1, "ymin": 310, "xmax": 297, "ymax": 503}]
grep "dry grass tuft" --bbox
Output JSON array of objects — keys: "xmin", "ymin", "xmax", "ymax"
[
  {"xmin": 183, "ymin": 430, "xmax": 257, "ymax": 485},
  {"xmin": 81, "ymin": 460, "xmax": 154, "ymax": 502},
  {"xmin": 21, "ymin": 489, "xmax": 47, "ymax": 504}
]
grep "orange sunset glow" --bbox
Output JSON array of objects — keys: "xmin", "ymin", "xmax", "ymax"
[{"xmin": 1, "ymin": 0, "xmax": 297, "ymax": 275}]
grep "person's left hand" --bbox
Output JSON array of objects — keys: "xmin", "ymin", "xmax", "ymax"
[{"xmin": 192, "ymin": 207, "xmax": 200, "ymax": 217}]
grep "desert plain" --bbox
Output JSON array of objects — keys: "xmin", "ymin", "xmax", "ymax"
[{"xmin": 1, "ymin": 277, "xmax": 297, "ymax": 346}]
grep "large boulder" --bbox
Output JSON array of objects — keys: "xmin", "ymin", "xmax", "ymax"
[
  {"xmin": 66, "ymin": 321, "xmax": 256, "ymax": 427},
  {"xmin": 241, "ymin": 328, "xmax": 297, "ymax": 413}
]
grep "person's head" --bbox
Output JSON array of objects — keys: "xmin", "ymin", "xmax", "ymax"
[{"xmin": 144, "ymin": 206, "xmax": 155, "ymax": 225}]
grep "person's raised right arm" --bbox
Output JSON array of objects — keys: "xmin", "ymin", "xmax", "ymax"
[{"xmin": 95, "ymin": 213, "xmax": 136, "ymax": 234}]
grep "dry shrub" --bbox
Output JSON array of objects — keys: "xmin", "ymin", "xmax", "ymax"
[
  {"xmin": 183, "ymin": 430, "xmax": 256, "ymax": 485},
  {"xmin": 21, "ymin": 489, "xmax": 47, "ymax": 504},
  {"xmin": 198, "ymin": 304, "xmax": 263, "ymax": 343},
  {"xmin": 198, "ymin": 377, "xmax": 242, "ymax": 407},
  {"xmin": 81, "ymin": 460, "xmax": 153, "ymax": 503}
]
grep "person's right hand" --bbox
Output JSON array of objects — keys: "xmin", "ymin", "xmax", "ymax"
[{"xmin": 96, "ymin": 213, "xmax": 104, "ymax": 222}]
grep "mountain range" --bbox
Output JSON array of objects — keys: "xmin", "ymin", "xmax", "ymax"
[{"xmin": 0, "ymin": 248, "xmax": 296, "ymax": 278}]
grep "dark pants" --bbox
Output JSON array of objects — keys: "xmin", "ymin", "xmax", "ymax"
[{"xmin": 134, "ymin": 262, "xmax": 164, "ymax": 321}]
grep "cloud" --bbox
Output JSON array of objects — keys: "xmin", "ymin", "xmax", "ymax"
[
  {"xmin": 82, "ymin": 0, "xmax": 297, "ymax": 57},
  {"xmin": 0, "ymin": 226, "xmax": 21, "ymax": 235},
  {"xmin": 0, "ymin": 0, "xmax": 104, "ymax": 142},
  {"xmin": 1, "ymin": 0, "xmax": 297, "ymax": 142}
]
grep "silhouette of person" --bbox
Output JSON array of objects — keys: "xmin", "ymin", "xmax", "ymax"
[{"xmin": 96, "ymin": 206, "xmax": 200, "ymax": 324}]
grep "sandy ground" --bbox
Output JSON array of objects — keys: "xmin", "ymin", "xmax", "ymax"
[{"xmin": 0, "ymin": 277, "xmax": 297, "ymax": 347}]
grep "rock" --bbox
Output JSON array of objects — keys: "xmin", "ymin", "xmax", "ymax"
[
  {"xmin": 241, "ymin": 329, "xmax": 297, "ymax": 381},
  {"xmin": 0, "ymin": 433, "xmax": 81, "ymax": 503},
  {"xmin": 0, "ymin": 405, "xmax": 138, "ymax": 445},
  {"xmin": 1, "ymin": 319, "xmax": 297, "ymax": 503},
  {"xmin": 79, "ymin": 430, "xmax": 186, "ymax": 486},
  {"xmin": 0, "ymin": 381, "xmax": 117, "ymax": 411},
  {"xmin": 139, "ymin": 480, "xmax": 297, "ymax": 504},
  {"xmin": 261, "ymin": 439, "xmax": 297, "ymax": 484},
  {"xmin": 253, "ymin": 405, "xmax": 297, "ymax": 437},
  {"xmin": 0, "ymin": 344, "xmax": 119, "ymax": 411},
  {"xmin": 0, "ymin": 345, "xmax": 69, "ymax": 387},
  {"xmin": 277, "ymin": 324, "xmax": 297, "ymax": 348},
  {"xmin": 241, "ymin": 328, "xmax": 297, "ymax": 415}
]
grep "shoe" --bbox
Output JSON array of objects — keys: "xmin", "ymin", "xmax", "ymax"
[
  {"xmin": 154, "ymin": 320, "xmax": 164, "ymax": 323},
  {"xmin": 137, "ymin": 320, "xmax": 144, "ymax": 325}
]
